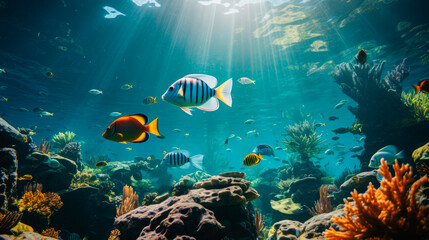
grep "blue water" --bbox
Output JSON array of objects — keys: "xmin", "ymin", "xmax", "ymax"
[{"xmin": 0, "ymin": 0, "xmax": 428, "ymax": 181}]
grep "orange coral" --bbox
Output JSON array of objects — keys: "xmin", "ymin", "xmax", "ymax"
[
  {"xmin": 42, "ymin": 228, "xmax": 61, "ymax": 239},
  {"xmin": 19, "ymin": 190, "xmax": 63, "ymax": 217},
  {"xmin": 325, "ymin": 159, "xmax": 429, "ymax": 239},
  {"xmin": 116, "ymin": 185, "xmax": 139, "ymax": 217}
]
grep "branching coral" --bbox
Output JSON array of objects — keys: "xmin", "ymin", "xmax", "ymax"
[
  {"xmin": 52, "ymin": 131, "xmax": 76, "ymax": 149},
  {"xmin": 70, "ymin": 171, "xmax": 98, "ymax": 189},
  {"xmin": 41, "ymin": 228, "xmax": 61, "ymax": 239},
  {"xmin": 401, "ymin": 90, "xmax": 429, "ymax": 122},
  {"xmin": 116, "ymin": 185, "xmax": 139, "ymax": 217},
  {"xmin": 0, "ymin": 211, "xmax": 22, "ymax": 234},
  {"xmin": 19, "ymin": 190, "xmax": 63, "ymax": 217},
  {"xmin": 308, "ymin": 185, "xmax": 333, "ymax": 216},
  {"xmin": 282, "ymin": 120, "xmax": 324, "ymax": 161},
  {"xmin": 37, "ymin": 139, "xmax": 50, "ymax": 154},
  {"xmin": 325, "ymin": 160, "xmax": 429, "ymax": 239},
  {"xmin": 108, "ymin": 229, "xmax": 120, "ymax": 240},
  {"xmin": 254, "ymin": 208, "xmax": 265, "ymax": 239},
  {"xmin": 23, "ymin": 182, "xmax": 43, "ymax": 194}
]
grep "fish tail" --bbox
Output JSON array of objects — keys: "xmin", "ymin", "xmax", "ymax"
[
  {"xmin": 4, "ymin": 98, "xmax": 7, "ymax": 102},
  {"xmin": 50, "ymin": 113, "xmax": 53, "ymax": 116},
  {"xmin": 252, "ymin": 80, "xmax": 255, "ymax": 84},
  {"xmin": 396, "ymin": 150, "xmax": 405, "ymax": 159},
  {"xmin": 154, "ymin": 97, "xmax": 157, "ymax": 103},
  {"xmin": 100, "ymin": 91, "xmax": 103, "ymax": 94},
  {"xmin": 413, "ymin": 85, "xmax": 420, "ymax": 93},
  {"xmin": 215, "ymin": 78, "xmax": 233, "ymax": 107},
  {"xmin": 190, "ymin": 154, "xmax": 204, "ymax": 170},
  {"xmin": 146, "ymin": 117, "xmax": 161, "ymax": 136},
  {"xmin": 259, "ymin": 153, "xmax": 265, "ymax": 160}
]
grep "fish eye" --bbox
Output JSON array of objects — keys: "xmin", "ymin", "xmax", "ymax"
[
  {"xmin": 106, "ymin": 127, "xmax": 110, "ymax": 131},
  {"xmin": 168, "ymin": 86, "xmax": 174, "ymax": 91}
]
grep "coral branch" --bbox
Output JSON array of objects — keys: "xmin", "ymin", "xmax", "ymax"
[
  {"xmin": 309, "ymin": 185, "xmax": 333, "ymax": 216},
  {"xmin": 116, "ymin": 185, "xmax": 139, "ymax": 217},
  {"xmin": 254, "ymin": 208, "xmax": 265, "ymax": 238},
  {"xmin": 325, "ymin": 160, "xmax": 429, "ymax": 239}
]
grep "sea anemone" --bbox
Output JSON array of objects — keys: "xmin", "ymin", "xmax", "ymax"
[{"xmin": 52, "ymin": 131, "xmax": 76, "ymax": 149}]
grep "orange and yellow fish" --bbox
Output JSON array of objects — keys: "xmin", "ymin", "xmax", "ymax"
[
  {"xmin": 102, "ymin": 114, "xmax": 161, "ymax": 143},
  {"xmin": 242, "ymin": 153, "xmax": 264, "ymax": 167}
]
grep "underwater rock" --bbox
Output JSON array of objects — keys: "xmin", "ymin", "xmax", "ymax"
[
  {"xmin": 153, "ymin": 192, "xmax": 169, "ymax": 203},
  {"xmin": 270, "ymin": 198, "xmax": 303, "ymax": 215},
  {"xmin": 0, "ymin": 148, "xmax": 18, "ymax": 209},
  {"xmin": 260, "ymin": 168, "xmax": 278, "ymax": 182},
  {"xmin": 50, "ymin": 186, "xmax": 115, "ymax": 240},
  {"xmin": 0, "ymin": 117, "xmax": 36, "ymax": 160},
  {"xmin": 20, "ymin": 152, "xmax": 77, "ymax": 192},
  {"xmin": 267, "ymin": 219, "xmax": 302, "ymax": 240},
  {"xmin": 268, "ymin": 209, "xmax": 344, "ymax": 240},
  {"xmin": 0, "ymin": 232, "xmax": 57, "ymax": 239},
  {"xmin": 219, "ymin": 171, "xmax": 245, "ymax": 178},
  {"xmin": 59, "ymin": 142, "xmax": 83, "ymax": 170},
  {"xmin": 288, "ymin": 177, "xmax": 321, "ymax": 206},
  {"xmin": 291, "ymin": 161, "xmax": 322, "ymax": 179},
  {"xmin": 114, "ymin": 173, "xmax": 259, "ymax": 239},
  {"xmin": 331, "ymin": 170, "xmax": 379, "ymax": 205}
]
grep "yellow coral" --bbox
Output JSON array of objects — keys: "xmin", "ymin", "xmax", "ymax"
[
  {"xmin": 70, "ymin": 171, "xmax": 99, "ymax": 189},
  {"xmin": 108, "ymin": 229, "xmax": 120, "ymax": 240},
  {"xmin": 401, "ymin": 90, "xmax": 429, "ymax": 122},
  {"xmin": 10, "ymin": 222, "xmax": 33, "ymax": 234},
  {"xmin": 325, "ymin": 159, "xmax": 429, "ymax": 239},
  {"xmin": 52, "ymin": 131, "xmax": 76, "ymax": 149},
  {"xmin": 19, "ymin": 190, "xmax": 63, "ymax": 217},
  {"xmin": 42, "ymin": 228, "xmax": 61, "ymax": 239},
  {"xmin": 412, "ymin": 142, "xmax": 429, "ymax": 162}
]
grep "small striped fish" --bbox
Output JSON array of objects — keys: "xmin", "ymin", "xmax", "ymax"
[
  {"xmin": 162, "ymin": 74, "xmax": 232, "ymax": 115},
  {"xmin": 243, "ymin": 153, "xmax": 264, "ymax": 167},
  {"xmin": 162, "ymin": 151, "xmax": 204, "ymax": 170}
]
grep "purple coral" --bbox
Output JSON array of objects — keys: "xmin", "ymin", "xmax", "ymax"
[{"xmin": 59, "ymin": 142, "xmax": 83, "ymax": 170}]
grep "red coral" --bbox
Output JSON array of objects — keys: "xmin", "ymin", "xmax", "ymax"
[{"xmin": 325, "ymin": 159, "xmax": 429, "ymax": 239}]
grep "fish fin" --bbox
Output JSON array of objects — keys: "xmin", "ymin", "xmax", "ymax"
[
  {"xmin": 130, "ymin": 114, "xmax": 148, "ymax": 125},
  {"xmin": 146, "ymin": 117, "xmax": 161, "ymax": 136},
  {"xmin": 185, "ymin": 74, "xmax": 217, "ymax": 88},
  {"xmin": 117, "ymin": 133, "xmax": 124, "ymax": 138},
  {"xmin": 197, "ymin": 97, "xmax": 219, "ymax": 111},
  {"xmin": 119, "ymin": 141, "xmax": 127, "ymax": 144},
  {"xmin": 215, "ymin": 78, "xmax": 232, "ymax": 107},
  {"xmin": 413, "ymin": 85, "xmax": 421, "ymax": 93},
  {"xmin": 259, "ymin": 154, "xmax": 265, "ymax": 160},
  {"xmin": 190, "ymin": 154, "xmax": 204, "ymax": 170},
  {"xmin": 176, "ymin": 150, "xmax": 190, "ymax": 157},
  {"xmin": 131, "ymin": 132, "xmax": 149, "ymax": 143},
  {"xmin": 396, "ymin": 150, "xmax": 405, "ymax": 159},
  {"xmin": 154, "ymin": 97, "xmax": 157, "ymax": 103},
  {"xmin": 180, "ymin": 107, "xmax": 193, "ymax": 115},
  {"xmin": 179, "ymin": 162, "xmax": 191, "ymax": 169},
  {"xmin": 377, "ymin": 145, "xmax": 398, "ymax": 154}
]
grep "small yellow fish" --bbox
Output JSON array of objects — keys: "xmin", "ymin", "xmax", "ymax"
[
  {"xmin": 18, "ymin": 174, "xmax": 33, "ymax": 181},
  {"xmin": 236, "ymin": 136, "xmax": 242, "ymax": 140},
  {"xmin": 125, "ymin": 147, "xmax": 132, "ymax": 151},
  {"xmin": 0, "ymin": 96, "xmax": 8, "ymax": 102},
  {"xmin": 163, "ymin": 151, "xmax": 167, "ymax": 155},
  {"xmin": 40, "ymin": 111, "xmax": 54, "ymax": 117},
  {"xmin": 147, "ymin": 156, "xmax": 151, "ymax": 161},
  {"xmin": 45, "ymin": 72, "xmax": 54, "ymax": 78},
  {"xmin": 142, "ymin": 96, "xmax": 157, "ymax": 105},
  {"xmin": 243, "ymin": 153, "xmax": 264, "ymax": 167},
  {"xmin": 95, "ymin": 161, "xmax": 108, "ymax": 167},
  {"xmin": 0, "ymin": 68, "xmax": 5, "ymax": 73},
  {"xmin": 172, "ymin": 180, "xmax": 176, "ymax": 185},
  {"xmin": 184, "ymin": 133, "xmax": 189, "ymax": 137}
]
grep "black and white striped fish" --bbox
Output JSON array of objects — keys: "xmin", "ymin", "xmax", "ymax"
[
  {"xmin": 161, "ymin": 74, "xmax": 232, "ymax": 115},
  {"xmin": 162, "ymin": 151, "xmax": 204, "ymax": 170}
]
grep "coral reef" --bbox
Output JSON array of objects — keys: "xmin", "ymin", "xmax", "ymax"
[
  {"xmin": 254, "ymin": 208, "xmax": 265, "ymax": 239},
  {"xmin": 37, "ymin": 139, "xmax": 50, "ymax": 154},
  {"xmin": 141, "ymin": 192, "xmax": 157, "ymax": 206},
  {"xmin": 116, "ymin": 185, "xmax": 139, "ymax": 217},
  {"xmin": 0, "ymin": 211, "xmax": 22, "ymax": 234},
  {"xmin": 0, "ymin": 232, "xmax": 58, "ymax": 239},
  {"xmin": 41, "ymin": 228, "xmax": 61, "ymax": 239},
  {"xmin": 114, "ymin": 172, "xmax": 259, "ymax": 240},
  {"xmin": 58, "ymin": 142, "xmax": 83, "ymax": 170},
  {"xmin": 19, "ymin": 190, "xmax": 63, "ymax": 217},
  {"xmin": 412, "ymin": 142, "xmax": 429, "ymax": 162},
  {"xmin": 308, "ymin": 185, "xmax": 332, "ymax": 216},
  {"xmin": 332, "ymin": 57, "xmax": 429, "ymax": 170},
  {"xmin": 51, "ymin": 131, "xmax": 76, "ymax": 149},
  {"xmin": 401, "ymin": 90, "xmax": 429, "ymax": 122},
  {"xmin": 332, "ymin": 170, "xmax": 379, "ymax": 205},
  {"xmin": 282, "ymin": 120, "xmax": 324, "ymax": 162},
  {"xmin": 0, "ymin": 148, "xmax": 18, "ymax": 209},
  {"xmin": 70, "ymin": 171, "xmax": 98, "ymax": 189},
  {"xmin": 325, "ymin": 160, "xmax": 429, "ymax": 239}
]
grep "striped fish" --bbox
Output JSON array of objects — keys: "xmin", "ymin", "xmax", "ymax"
[
  {"xmin": 242, "ymin": 153, "xmax": 264, "ymax": 167},
  {"xmin": 162, "ymin": 151, "xmax": 204, "ymax": 170},
  {"xmin": 162, "ymin": 74, "xmax": 232, "ymax": 115}
]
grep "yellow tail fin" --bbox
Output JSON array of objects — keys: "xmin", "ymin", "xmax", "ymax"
[
  {"xmin": 154, "ymin": 97, "xmax": 157, "ymax": 103},
  {"xmin": 146, "ymin": 118, "xmax": 161, "ymax": 136},
  {"xmin": 259, "ymin": 153, "xmax": 265, "ymax": 160},
  {"xmin": 215, "ymin": 78, "xmax": 233, "ymax": 107}
]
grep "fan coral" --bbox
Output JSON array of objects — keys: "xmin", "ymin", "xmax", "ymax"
[
  {"xmin": 108, "ymin": 229, "xmax": 120, "ymax": 240},
  {"xmin": 401, "ymin": 90, "xmax": 429, "ymax": 122},
  {"xmin": 282, "ymin": 120, "xmax": 324, "ymax": 161},
  {"xmin": 0, "ymin": 211, "xmax": 22, "ymax": 234},
  {"xmin": 116, "ymin": 185, "xmax": 139, "ymax": 217},
  {"xmin": 308, "ymin": 185, "xmax": 333, "ymax": 216},
  {"xmin": 52, "ymin": 131, "xmax": 76, "ymax": 149},
  {"xmin": 325, "ymin": 159, "xmax": 429, "ymax": 239},
  {"xmin": 254, "ymin": 208, "xmax": 265, "ymax": 239},
  {"xmin": 19, "ymin": 190, "xmax": 63, "ymax": 217},
  {"xmin": 141, "ymin": 192, "xmax": 158, "ymax": 206},
  {"xmin": 41, "ymin": 228, "xmax": 61, "ymax": 239}
]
